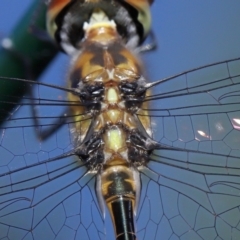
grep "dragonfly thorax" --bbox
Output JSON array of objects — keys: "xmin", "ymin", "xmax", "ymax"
[{"xmin": 67, "ymin": 26, "xmax": 153, "ymax": 154}]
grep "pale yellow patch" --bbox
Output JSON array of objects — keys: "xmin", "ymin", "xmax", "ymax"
[
  {"xmin": 107, "ymin": 129, "xmax": 123, "ymax": 152},
  {"xmin": 107, "ymin": 110, "xmax": 121, "ymax": 123},
  {"xmin": 107, "ymin": 88, "xmax": 118, "ymax": 103}
]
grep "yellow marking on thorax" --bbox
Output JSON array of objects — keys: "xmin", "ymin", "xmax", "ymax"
[
  {"xmin": 106, "ymin": 110, "xmax": 121, "ymax": 123},
  {"xmin": 106, "ymin": 128, "xmax": 124, "ymax": 152},
  {"xmin": 107, "ymin": 88, "xmax": 118, "ymax": 103}
]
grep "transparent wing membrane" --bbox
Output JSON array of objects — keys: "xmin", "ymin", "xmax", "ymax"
[{"xmin": 0, "ymin": 57, "xmax": 240, "ymax": 239}]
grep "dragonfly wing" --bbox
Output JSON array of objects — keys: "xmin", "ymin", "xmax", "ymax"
[
  {"xmin": 0, "ymin": 81, "xmax": 107, "ymax": 240},
  {"xmin": 135, "ymin": 59, "xmax": 240, "ymax": 240}
]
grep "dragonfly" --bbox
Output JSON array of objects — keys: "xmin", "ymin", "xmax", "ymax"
[{"xmin": 0, "ymin": 1, "xmax": 240, "ymax": 240}]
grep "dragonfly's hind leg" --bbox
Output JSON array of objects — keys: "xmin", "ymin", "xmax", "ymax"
[
  {"xmin": 31, "ymin": 101, "xmax": 70, "ymax": 141},
  {"xmin": 138, "ymin": 31, "xmax": 157, "ymax": 53}
]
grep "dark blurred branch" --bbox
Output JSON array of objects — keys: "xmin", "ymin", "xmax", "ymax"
[{"xmin": 0, "ymin": 1, "xmax": 58, "ymax": 124}]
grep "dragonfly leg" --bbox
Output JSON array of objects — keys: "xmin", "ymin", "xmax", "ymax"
[
  {"xmin": 30, "ymin": 103, "xmax": 69, "ymax": 141},
  {"xmin": 138, "ymin": 31, "xmax": 157, "ymax": 53}
]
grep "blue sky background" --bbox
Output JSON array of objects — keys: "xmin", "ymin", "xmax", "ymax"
[{"xmin": 0, "ymin": 0, "xmax": 240, "ymax": 82}]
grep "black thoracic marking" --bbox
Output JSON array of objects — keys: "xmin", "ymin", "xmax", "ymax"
[
  {"xmin": 128, "ymin": 145, "xmax": 149, "ymax": 165},
  {"xmin": 125, "ymin": 99, "xmax": 143, "ymax": 113},
  {"xmin": 89, "ymin": 43, "xmax": 126, "ymax": 67},
  {"xmin": 87, "ymin": 151, "xmax": 104, "ymax": 169},
  {"xmin": 80, "ymin": 84, "xmax": 104, "ymax": 99},
  {"xmin": 70, "ymin": 68, "xmax": 82, "ymax": 88},
  {"xmin": 106, "ymin": 44, "xmax": 127, "ymax": 65},
  {"xmin": 120, "ymin": 82, "xmax": 146, "ymax": 111},
  {"xmin": 129, "ymin": 131, "xmax": 156, "ymax": 151},
  {"xmin": 127, "ymin": 130, "xmax": 154, "ymax": 165},
  {"xmin": 76, "ymin": 134, "xmax": 104, "ymax": 166},
  {"xmin": 120, "ymin": 82, "xmax": 138, "ymax": 95},
  {"xmin": 79, "ymin": 84, "xmax": 104, "ymax": 111},
  {"xmin": 129, "ymin": 131, "xmax": 148, "ymax": 149},
  {"xmin": 120, "ymin": 82, "xmax": 146, "ymax": 96},
  {"xmin": 77, "ymin": 136, "xmax": 101, "ymax": 156},
  {"xmin": 88, "ymin": 45, "xmax": 105, "ymax": 66}
]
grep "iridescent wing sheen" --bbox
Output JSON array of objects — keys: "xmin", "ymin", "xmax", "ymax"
[{"xmin": 1, "ymin": 1, "xmax": 240, "ymax": 240}]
